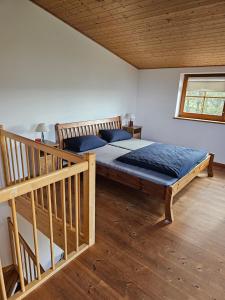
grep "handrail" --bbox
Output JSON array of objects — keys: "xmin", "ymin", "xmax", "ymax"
[{"xmin": 0, "ymin": 162, "xmax": 88, "ymax": 203}]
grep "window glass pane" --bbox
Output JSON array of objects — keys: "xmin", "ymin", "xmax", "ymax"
[
  {"xmin": 182, "ymin": 75, "xmax": 225, "ymax": 118},
  {"xmin": 186, "ymin": 90, "xmax": 205, "ymax": 97},
  {"xmin": 187, "ymin": 79, "xmax": 225, "ymax": 92},
  {"xmin": 184, "ymin": 97, "xmax": 204, "ymax": 113},
  {"xmin": 203, "ymin": 98, "xmax": 225, "ymax": 116},
  {"xmin": 205, "ymin": 91, "xmax": 225, "ymax": 97}
]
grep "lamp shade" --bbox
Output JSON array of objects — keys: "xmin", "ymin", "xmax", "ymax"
[
  {"xmin": 125, "ymin": 113, "xmax": 135, "ymax": 121},
  {"xmin": 36, "ymin": 123, "xmax": 48, "ymax": 133},
  {"xmin": 130, "ymin": 114, "xmax": 135, "ymax": 121}
]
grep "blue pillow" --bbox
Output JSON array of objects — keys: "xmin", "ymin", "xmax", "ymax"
[
  {"xmin": 100, "ymin": 129, "xmax": 132, "ymax": 143},
  {"xmin": 64, "ymin": 135, "xmax": 107, "ymax": 152}
]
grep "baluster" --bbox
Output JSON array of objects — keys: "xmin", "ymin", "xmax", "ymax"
[
  {"xmin": 28, "ymin": 256, "xmax": 32, "ymax": 282},
  {"xmin": 11, "ymin": 198, "xmax": 25, "ymax": 291},
  {"xmin": 31, "ymin": 148, "xmax": 38, "ymax": 204},
  {"xmin": 30, "ymin": 190, "xmax": 41, "ymax": 280},
  {"xmin": 23, "ymin": 246, "xmax": 28, "ymax": 282},
  {"xmin": 9, "ymin": 139, "xmax": 16, "ymax": 183},
  {"xmin": 31, "ymin": 148, "xmax": 35, "ymax": 178},
  {"xmin": 44, "ymin": 152, "xmax": 48, "ymax": 174},
  {"xmin": 59, "ymin": 158, "xmax": 63, "ymax": 169},
  {"xmin": 68, "ymin": 163, "xmax": 73, "ymax": 229},
  {"xmin": 74, "ymin": 174, "xmax": 79, "ymax": 251},
  {"xmin": 61, "ymin": 179, "xmax": 67, "ymax": 259},
  {"xmin": 14, "ymin": 140, "xmax": 21, "ymax": 183},
  {"xmin": 25, "ymin": 145, "xmax": 31, "ymax": 179},
  {"xmin": 38, "ymin": 150, "xmax": 44, "ymax": 208},
  {"xmin": 44, "ymin": 152, "xmax": 49, "ymax": 209},
  {"xmin": 33, "ymin": 263, "xmax": 36, "ymax": 280},
  {"xmin": 5, "ymin": 137, "xmax": 12, "ymax": 184},
  {"xmin": 78, "ymin": 174, "xmax": 81, "ymax": 234},
  {"xmin": 20, "ymin": 143, "xmax": 25, "ymax": 181},
  {"xmin": 0, "ymin": 131, "xmax": 10, "ymax": 186},
  {"xmin": 52, "ymin": 155, "xmax": 58, "ymax": 218},
  {"xmin": 7, "ymin": 218, "xmax": 17, "ymax": 266},
  {"xmin": 47, "ymin": 185, "xmax": 55, "ymax": 270}
]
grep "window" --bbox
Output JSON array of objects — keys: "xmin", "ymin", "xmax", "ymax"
[{"xmin": 179, "ymin": 74, "xmax": 225, "ymax": 122}]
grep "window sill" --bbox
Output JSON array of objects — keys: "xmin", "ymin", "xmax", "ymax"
[{"xmin": 174, "ymin": 116, "xmax": 225, "ymax": 125}]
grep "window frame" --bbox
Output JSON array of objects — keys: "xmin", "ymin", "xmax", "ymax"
[{"xmin": 179, "ymin": 73, "xmax": 225, "ymax": 123}]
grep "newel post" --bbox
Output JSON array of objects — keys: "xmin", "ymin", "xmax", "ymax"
[{"xmin": 83, "ymin": 152, "xmax": 96, "ymax": 246}]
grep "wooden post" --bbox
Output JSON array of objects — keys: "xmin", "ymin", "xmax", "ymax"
[
  {"xmin": 11, "ymin": 198, "xmax": 25, "ymax": 292},
  {"xmin": 74, "ymin": 174, "xmax": 79, "ymax": 251},
  {"xmin": 7, "ymin": 217, "xmax": 17, "ymax": 266},
  {"xmin": 208, "ymin": 153, "xmax": 215, "ymax": 177},
  {"xmin": 0, "ymin": 124, "xmax": 10, "ymax": 187},
  {"xmin": 30, "ymin": 191, "xmax": 42, "ymax": 279},
  {"xmin": 61, "ymin": 179, "xmax": 68, "ymax": 259},
  {"xmin": 164, "ymin": 186, "xmax": 174, "ymax": 223},
  {"xmin": 47, "ymin": 185, "xmax": 55, "ymax": 270},
  {"xmin": 83, "ymin": 152, "xmax": 96, "ymax": 246}
]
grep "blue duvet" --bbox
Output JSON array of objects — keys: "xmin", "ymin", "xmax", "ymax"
[{"xmin": 116, "ymin": 143, "xmax": 208, "ymax": 179}]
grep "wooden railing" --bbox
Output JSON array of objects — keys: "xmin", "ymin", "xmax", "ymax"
[
  {"xmin": 8, "ymin": 218, "xmax": 45, "ymax": 285},
  {"xmin": 0, "ymin": 127, "xmax": 95, "ymax": 299}
]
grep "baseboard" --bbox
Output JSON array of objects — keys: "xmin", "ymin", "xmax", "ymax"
[{"xmin": 213, "ymin": 162, "xmax": 225, "ymax": 169}]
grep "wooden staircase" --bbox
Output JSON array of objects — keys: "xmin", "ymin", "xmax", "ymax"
[{"xmin": 2, "ymin": 265, "xmax": 19, "ymax": 298}]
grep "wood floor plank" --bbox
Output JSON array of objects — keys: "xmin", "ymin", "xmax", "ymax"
[{"xmin": 25, "ymin": 167, "xmax": 225, "ymax": 300}]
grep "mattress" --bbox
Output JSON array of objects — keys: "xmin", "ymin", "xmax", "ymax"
[
  {"xmin": 88, "ymin": 144, "xmax": 178, "ymax": 186},
  {"xmin": 109, "ymin": 138, "xmax": 154, "ymax": 150}
]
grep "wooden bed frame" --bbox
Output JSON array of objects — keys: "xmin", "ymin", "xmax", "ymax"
[{"xmin": 55, "ymin": 116, "xmax": 214, "ymax": 223}]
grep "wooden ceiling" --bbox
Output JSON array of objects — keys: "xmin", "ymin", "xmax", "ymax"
[{"xmin": 31, "ymin": 0, "xmax": 225, "ymax": 69}]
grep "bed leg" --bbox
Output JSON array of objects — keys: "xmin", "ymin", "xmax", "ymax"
[
  {"xmin": 208, "ymin": 153, "xmax": 215, "ymax": 177},
  {"xmin": 164, "ymin": 187, "xmax": 174, "ymax": 223}
]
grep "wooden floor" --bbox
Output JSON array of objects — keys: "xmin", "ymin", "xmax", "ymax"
[{"xmin": 25, "ymin": 167, "xmax": 225, "ymax": 300}]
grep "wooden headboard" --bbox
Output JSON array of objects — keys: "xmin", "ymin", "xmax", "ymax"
[{"xmin": 55, "ymin": 116, "xmax": 122, "ymax": 149}]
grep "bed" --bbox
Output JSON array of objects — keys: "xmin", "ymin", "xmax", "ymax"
[{"xmin": 55, "ymin": 116, "xmax": 214, "ymax": 223}]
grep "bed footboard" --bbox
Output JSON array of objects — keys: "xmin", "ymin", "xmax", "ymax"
[{"xmin": 164, "ymin": 153, "xmax": 214, "ymax": 223}]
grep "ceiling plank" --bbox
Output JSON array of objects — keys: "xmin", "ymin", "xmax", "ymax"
[{"xmin": 30, "ymin": 0, "xmax": 225, "ymax": 69}]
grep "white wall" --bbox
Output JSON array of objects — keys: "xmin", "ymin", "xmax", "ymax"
[
  {"xmin": 17, "ymin": 214, "xmax": 63, "ymax": 272},
  {"xmin": 0, "ymin": 0, "xmax": 137, "ymax": 140},
  {"xmin": 136, "ymin": 67, "xmax": 225, "ymax": 163},
  {"xmin": 0, "ymin": 203, "xmax": 11, "ymax": 266}
]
